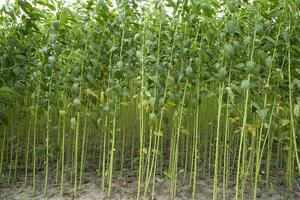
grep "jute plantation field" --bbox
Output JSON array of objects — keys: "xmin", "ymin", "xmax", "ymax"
[{"xmin": 0, "ymin": 0, "xmax": 300, "ymax": 199}]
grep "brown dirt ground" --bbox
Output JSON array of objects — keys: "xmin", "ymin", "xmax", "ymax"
[{"xmin": 0, "ymin": 169, "xmax": 299, "ymax": 200}]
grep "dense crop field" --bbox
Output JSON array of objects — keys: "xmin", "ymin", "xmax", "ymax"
[{"xmin": 0, "ymin": 0, "xmax": 300, "ymax": 199}]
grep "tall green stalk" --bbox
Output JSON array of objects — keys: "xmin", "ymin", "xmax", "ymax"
[{"xmin": 213, "ymin": 83, "xmax": 224, "ymax": 200}]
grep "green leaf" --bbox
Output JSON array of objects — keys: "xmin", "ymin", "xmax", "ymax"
[
  {"xmin": 230, "ymin": 83, "xmax": 241, "ymax": 93},
  {"xmin": 258, "ymin": 109, "xmax": 268, "ymax": 121},
  {"xmin": 113, "ymin": 70, "xmax": 123, "ymax": 79},
  {"xmin": 264, "ymin": 36, "xmax": 276, "ymax": 45},
  {"xmin": 73, "ymin": 98, "xmax": 80, "ymax": 106},
  {"xmin": 19, "ymin": 0, "xmax": 34, "ymax": 14},
  {"xmin": 136, "ymin": 50, "xmax": 143, "ymax": 59},
  {"xmin": 109, "ymin": 46, "xmax": 118, "ymax": 53},
  {"xmin": 35, "ymin": 0, "xmax": 55, "ymax": 11},
  {"xmin": 116, "ymin": 61, "xmax": 123, "ymax": 68},
  {"xmin": 243, "ymin": 36, "xmax": 251, "ymax": 46},
  {"xmin": 246, "ymin": 60, "xmax": 255, "ymax": 68},
  {"xmin": 185, "ymin": 66, "xmax": 193, "ymax": 76},
  {"xmin": 217, "ymin": 67, "xmax": 227, "ymax": 80},
  {"xmin": 241, "ymin": 79, "xmax": 250, "ymax": 90},
  {"xmin": 48, "ymin": 56, "xmax": 56, "ymax": 65},
  {"xmin": 201, "ymin": 3, "xmax": 215, "ymax": 17},
  {"xmin": 149, "ymin": 113, "xmax": 157, "ymax": 122},
  {"xmin": 134, "ymin": 33, "xmax": 140, "ymax": 41},
  {"xmin": 52, "ymin": 20, "xmax": 60, "ymax": 30},
  {"xmin": 90, "ymin": 59, "xmax": 99, "ymax": 67},
  {"xmin": 224, "ymin": 43, "xmax": 234, "ymax": 55},
  {"xmin": 166, "ymin": 0, "xmax": 176, "ymax": 8},
  {"xmin": 293, "ymin": 79, "xmax": 300, "ymax": 89},
  {"xmin": 282, "ymin": 31, "xmax": 289, "ymax": 42},
  {"xmin": 265, "ymin": 56, "xmax": 272, "ymax": 67},
  {"xmin": 227, "ymin": 20, "xmax": 236, "ymax": 34},
  {"xmin": 255, "ymin": 24, "xmax": 263, "ymax": 32},
  {"xmin": 0, "ymin": 87, "xmax": 18, "ymax": 99}
]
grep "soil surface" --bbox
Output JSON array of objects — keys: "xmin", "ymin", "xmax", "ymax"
[{"xmin": 0, "ymin": 168, "xmax": 299, "ymax": 200}]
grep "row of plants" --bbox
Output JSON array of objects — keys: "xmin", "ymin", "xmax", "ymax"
[{"xmin": 0, "ymin": 0, "xmax": 300, "ymax": 199}]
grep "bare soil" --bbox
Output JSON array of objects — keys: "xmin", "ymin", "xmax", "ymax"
[{"xmin": 0, "ymin": 168, "xmax": 299, "ymax": 200}]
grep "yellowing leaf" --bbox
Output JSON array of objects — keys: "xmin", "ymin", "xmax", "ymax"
[
  {"xmin": 246, "ymin": 124, "xmax": 256, "ymax": 137},
  {"xmin": 121, "ymin": 101, "xmax": 130, "ymax": 106},
  {"xmin": 280, "ymin": 119, "xmax": 289, "ymax": 127},
  {"xmin": 229, "ymin": 117, "xmax": 239, "ymax": 123},
  {"xmin": 153, "ymin": 131, "xmax": 163, "ymax": 137},
  {"xmin": 143, "ymin": 101, "xmax": 150, "ymax": 111},
  {"xmin": 164, "ymin": 100, "xmax": 176, "ymax": 109},
  {"xmin": 100, "ymin": 91, "xmax": 105, "ymax": 103},
  {"xmin": 86, "ymin": 88, "xmax": 98, "ymax": 99}
]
